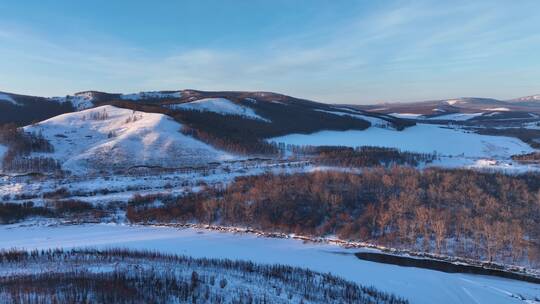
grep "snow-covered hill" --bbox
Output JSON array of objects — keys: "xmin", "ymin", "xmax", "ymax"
[
  {"xmin": 24, "ymin": 105, "xmax": 234, "ymax": 173},
  {"xmin": 167, "ymin": 97, "xmax": 270, "ymax": 121}
]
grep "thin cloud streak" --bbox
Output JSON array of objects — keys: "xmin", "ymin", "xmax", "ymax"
[{"xmin": 0, "ymin": 0, "xmax": 539, "ymax": 103}]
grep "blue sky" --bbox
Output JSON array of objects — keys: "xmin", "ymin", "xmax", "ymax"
[{"xmin": 0, "ymin": 0, "xmax": 539, "ymax": 104}]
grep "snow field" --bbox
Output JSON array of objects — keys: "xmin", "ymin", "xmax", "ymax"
[
  {"xmin": 270, "ymin": 123, "xmax": 534, "ymax": 159},
  {"xmin": 168, "ymin": 98, "xmax": 270, "ymax": 121}
]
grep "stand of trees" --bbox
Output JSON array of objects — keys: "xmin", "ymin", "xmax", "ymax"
[
  {"xmin": 0, "ymin": 249, "xmax": 408, "ymax": 304},
  {"xmin": 0, "ymin": 124, "xmax": 58, "ymax": 172},
  {"xmin": 288, "ymin": 145, "xmax": 437, "ymax": 167},
  {"xmin": 0, "ymin": 200, "xmax": 106, "ymax": 224},
  {"xmin": 512, "ymin": 152, "xmax": 540, "ymax": 163},
  {"xmin": 127, "ymin": 168, "xmax": 540, "ymax": 267}
]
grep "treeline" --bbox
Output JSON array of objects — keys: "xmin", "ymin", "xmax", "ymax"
[
  {"xmin": 1, "ymin": 157, "xmax": 61, "ymax": 173},
  {"xmin": 0, "ymin": 124, "xmax": 58, "ymax": 172},
  {"xmin": 0, "ymin": 96, "xmax": 73, "ymax": 126},
  {"xmin": 0, "ymin": 200, "xmax": 106, "ymax": 224},
  {"xmin": 182, "ymin": 124, "xmax": 280, "ymax": 155},
  {"xmin": 0, "ymin": 249, "xmax": 408, "ymax": 304},
  {"xmin": 475, "ymin": 128, "xmax": 540, "ymax": 149},
  {"xmin": 512, "ymin": 152, "xmax": 540, "ymax": 163},
  {"xmin": 288, "ymin": 145, "xmax": 437, "ymax": 167},
  {"xmin": 127, "ymin": 168, "xmax": 540, "ymax": 267}
]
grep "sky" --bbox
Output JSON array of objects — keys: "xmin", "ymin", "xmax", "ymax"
[{"xmin": 0, "ymin": 0, "xmax": 539, "ymax": 104}]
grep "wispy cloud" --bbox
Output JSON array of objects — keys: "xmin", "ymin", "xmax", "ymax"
[{"xmin": 0, "ymin": 0, "xmax": 539, "ymax": 103}]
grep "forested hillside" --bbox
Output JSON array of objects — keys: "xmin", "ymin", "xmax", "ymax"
[{"xmin": 127, "ymin": 168, "xmax": 540, "ymax": 268}]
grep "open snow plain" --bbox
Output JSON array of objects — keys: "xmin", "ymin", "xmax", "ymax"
[
  {"xmin": 1, "ymin": 223, "xmax": 538, "ymax": 304},
  {"xmin": 271, "ymin": 124, "xmax": 533, "ymax": 159}
]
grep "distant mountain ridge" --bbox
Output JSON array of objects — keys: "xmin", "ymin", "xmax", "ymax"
[
  {"xmin": 0, "ymin": 89, "xmax": 411, "ymax": 129},
  {"xmin": 1, "ymin": 88, "xmax": 539, "ymax": 129},
  {"xmin": 350, "ymin": 95, "xmax": 540, "ymax": 118}
]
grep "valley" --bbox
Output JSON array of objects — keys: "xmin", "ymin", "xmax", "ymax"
[{"xmin": 1, "ymin": 89, "xmax": 540, "ymax": 303}]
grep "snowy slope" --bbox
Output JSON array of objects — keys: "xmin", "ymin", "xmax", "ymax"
[
  {"xmin": 50, "ymin": 92, "xmax": 96, "ymax": 110},
  {"xmin": 1, "ymin": 223, "xmax": 538, "ymax": 304},
  {"xmin": 270, "ymin": 124, "xmax": 534, "ymax": 158},
  {"xmin": 168, "ymin": 98, "xmax": 270, "ymax": 121},
  {"xmin": 389, "ymin": 113, "xmax": 424, "ymax": 119},
  {"xmin": 314, "ymin": 109, "xmax": 392, "ymax": 128},
  {"xmin": 24, "ymin": 105, "xmax": 234, "ymax": 173},
  {"xmin": 0, "ymin": 93, "xmax": 19, "ymax": 106}
]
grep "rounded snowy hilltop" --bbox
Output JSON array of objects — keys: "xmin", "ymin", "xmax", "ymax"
[{"xmin": 24, "ymin": 105, "xmax": 234, "ymax": 174}]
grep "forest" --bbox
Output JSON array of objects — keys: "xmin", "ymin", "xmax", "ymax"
[
  {"xmin": 287, "ymin": 145, "xmax": 437, "ymax": 167},
  {"xmin": 512, "ymin": 152, "xmax": 540, "ymax": 163},
  {"xmin": 0, "ymin": 248, "xmax": 408, "ymax": 304},
  {"xmin": 127, "ymin": 168, "xmax": 540, "ymax": 267},
  {"xmin": 0, "ymin": 124, "xmax": 60, "ymax": 172},
  {"xmin": 0, "ymin": 200, "xmax": 108, "ymax": 224}
]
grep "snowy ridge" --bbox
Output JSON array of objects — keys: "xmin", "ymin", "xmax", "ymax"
[
  {"xmin": 445, "ymin": 99, "xmax": 463, "ymax": 105},
  {"xmin": 0, "ymin": 93, "xmax": 19, "ymax": 106},
  {"xmin": 167, "ymin": 97, "xmax": 270, "ymax": 122},
  {"xmin": 314, "ymin": 108, "xmax": 392, "ymax": 128},
  {"xmin": 120, "ymin": 91, "xmax": 182, "ymax": 100},
  {"xmin": 389, "ymin": 113, "xmax": 424, "ymax": 119},
  {"xmin": 511, "ymin": 94, "xmax": 540, "ymax": 102},
  {"xmin": 50, "ymin": 92, "xmax": 96, "ymax": 110},
  {"xmin": 50, "ymin": 91, "xmax": 183, "ymax": 110},
  {"xmin": 24, "ymin": 105, "xmax": 234, "ymax": 174}
]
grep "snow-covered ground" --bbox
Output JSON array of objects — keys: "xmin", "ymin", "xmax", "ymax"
[
  {"xmin": 389, "ymin": 112, "xmax": 486, "ymax": 121},
  {"xmin": 168, "ymin": 98, "xmax": 270, "ymax": 121},
  {"xmin": 389, "ymin": 113, "xmax": 423, "ymax": 119},
  {"xmin": 0, "ymin": 159, "xmax": 310, "ymax": 205},
  {"xmin": 270, "ymin": 124, "xmax": 534, "ymax": 159},
  {"xmin": 0, "ymin": 247, "xmax": 384, "ymax": 304},
  {"xmin": 484, "ymin": 107, "xmax": 510, "ymax": 112},
  {"xmin": 512, "ymin": 95, "xmax": 540, "ymax": 102},
  {"xmin": 24, "ymin": 105, "xmax": 234, "ymax": 173},
  {"xmin": 0, "ymin": 223, "xmax": 538, "ymax": 304}
]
